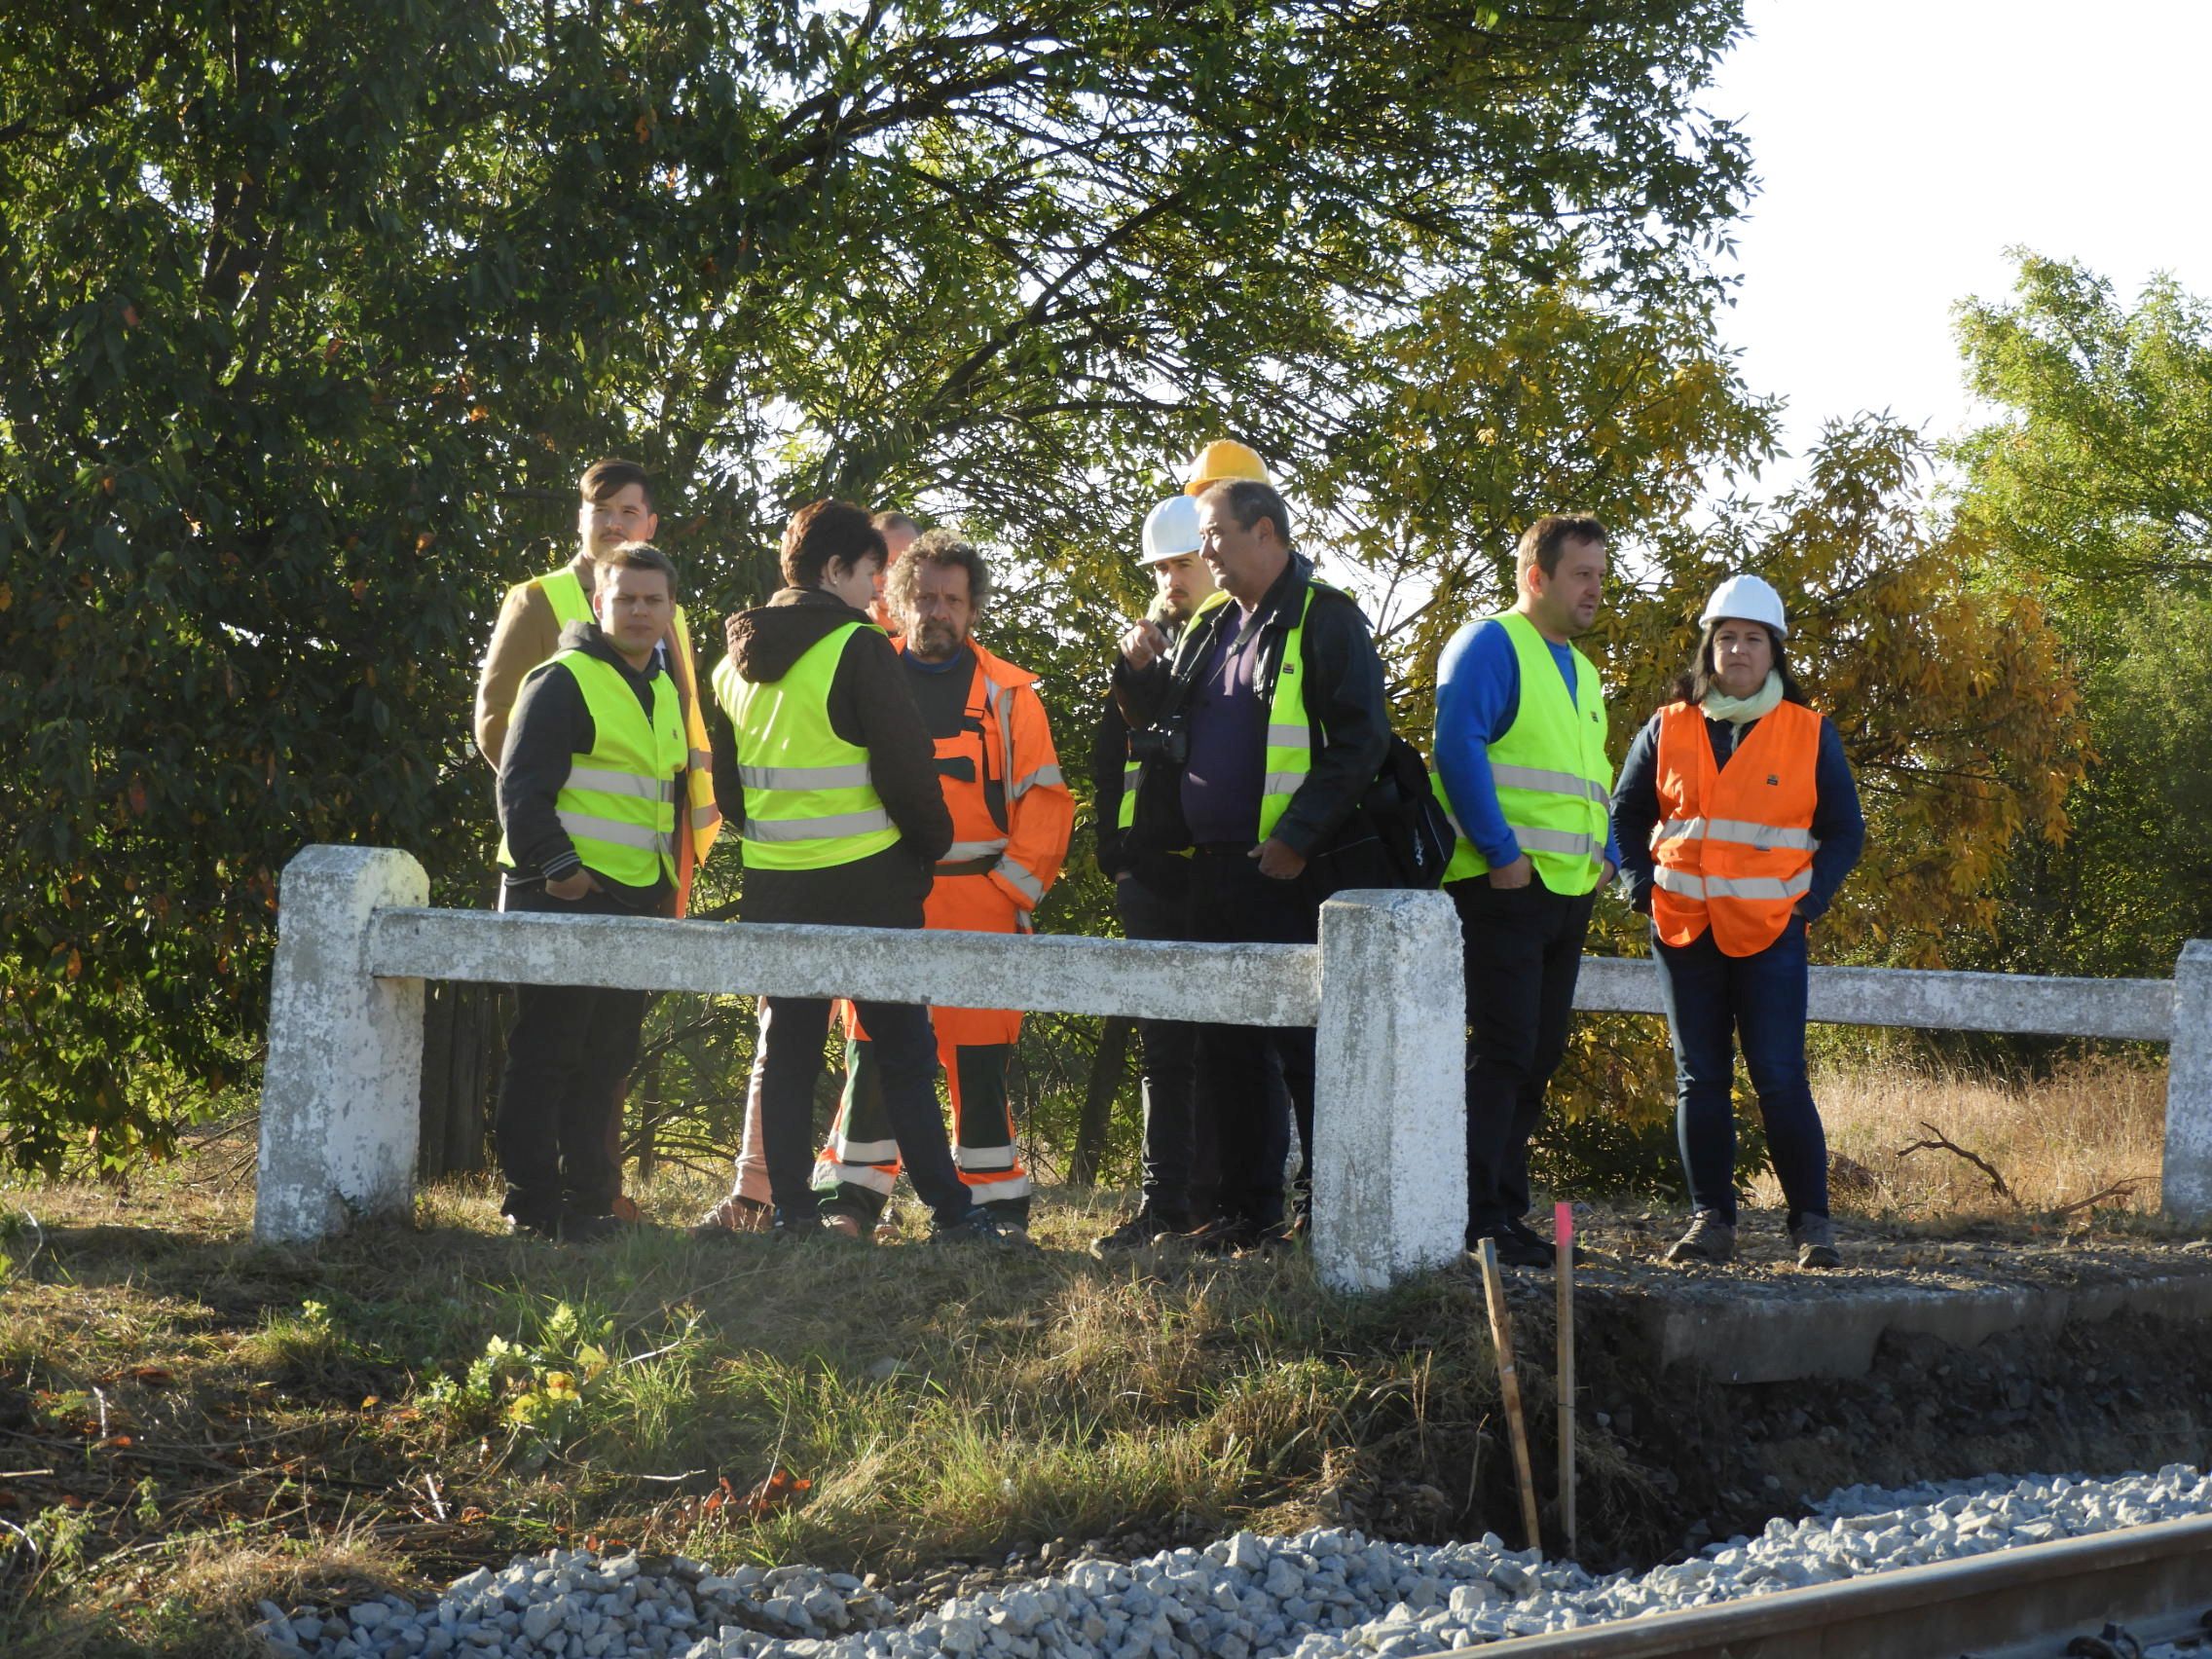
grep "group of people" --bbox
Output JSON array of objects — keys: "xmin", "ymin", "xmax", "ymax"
[{"xmin": 474, "ymin": 441, "xmax": 1864, "ymax": 1269}]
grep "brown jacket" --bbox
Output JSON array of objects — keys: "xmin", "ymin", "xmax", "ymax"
[{"xmin": 475, "ymin": 558, "xmax": 592, "ymax": 767}]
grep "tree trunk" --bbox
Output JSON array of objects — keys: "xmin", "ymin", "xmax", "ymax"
[{"xmin": 1068, "ymin": 1015, "xmax": 1134, "ymax": 1188}]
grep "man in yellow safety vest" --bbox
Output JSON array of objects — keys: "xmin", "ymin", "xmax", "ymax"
[
  {"xmin": 1431, "ymin": 514, "xmax": 1619, "ymax": 1269},
  {"xmin": 491, "ymin": 543, "xmax": 691, "ymax": 1240}
]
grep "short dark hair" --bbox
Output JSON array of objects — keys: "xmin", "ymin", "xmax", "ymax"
[
  {"xmin": 885, "ymin": 527, "xmax": 992, "ymax": 619},
  {"xmin": 580, "ymin": 457, "xmax": 654, "ymax": 512},
  {"xmin": 870, "ymin": 509, "xmax": 918, "ymax": 536},
  {"xmin": 597, "ymin": 539, "xmax": 680, "ymax": 599},
  {"xmin": 1671, "ymin": 620, "xmax": 1808, "ymax": 708},
  {"xmin": 781, "ymin": 498, "xmax": 886, "ymax": 590},
  {"xmin": 1198, "ymin": 478, "xmax": 1292, "ymax": 548},
  {"xmin": 1516, "ymin": 514, "xmax": 1607, "ymax": 582}
]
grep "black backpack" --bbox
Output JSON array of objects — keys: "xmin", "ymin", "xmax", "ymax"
[{"xmin": 1309, "ymin": 732, "xmax": 1457, "ymax": 896}]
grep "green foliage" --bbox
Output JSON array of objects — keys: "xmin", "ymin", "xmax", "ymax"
[
  {"xmin": 1, "ymin": 0, "xmax": 1763, "ymax": 1165},
  {"xmin": 1948, "ymin": 254, "xmax": 2212, "ymax": 976}
]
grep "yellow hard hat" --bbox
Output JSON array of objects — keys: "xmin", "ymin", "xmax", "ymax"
[{"xmin": 1182, "ymin": 438, "xmax": 1272, "ymax": 496}]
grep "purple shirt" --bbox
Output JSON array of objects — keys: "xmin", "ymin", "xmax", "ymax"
[{"xmin": 1180, "ymin": 603, "xmax": 1270, "ymax": 844}]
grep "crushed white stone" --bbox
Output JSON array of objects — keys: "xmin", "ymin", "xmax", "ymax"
[{"xmin": 256, "ymin": 1463, "xmax": 2212, "ymax": 1658}]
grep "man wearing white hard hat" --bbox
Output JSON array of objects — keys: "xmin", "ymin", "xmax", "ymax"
[
  {"xmin": 1610, "ymin": 572, "xmax": 1864, "ymax": 1270},
  {"xmin": 1090, "ymin": 496, "xmax": 1224, "ymax": 1252}
]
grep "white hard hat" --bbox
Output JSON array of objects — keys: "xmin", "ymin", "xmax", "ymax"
[
  {"xmin": 1699, "ymin": 572, "xmax": 1788, "ymax": 639},
  {"xmin": 1141, "ymin": 495, "xmax": 1203, "ymax": 565}
]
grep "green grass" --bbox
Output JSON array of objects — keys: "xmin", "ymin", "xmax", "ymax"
[{"xmin": 0, "ymin": 1151, "xmax": 1533, "ymax": 1658}]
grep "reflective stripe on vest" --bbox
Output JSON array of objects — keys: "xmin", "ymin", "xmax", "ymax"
[
  {"xmin": 1649, "ymin": 698, "xmax": 1821, "ymax": 957},
  {"xmin": 1116, "ymin": 758, "xmax": 1140, "ymax": 831},
  {"xmin": 715, "ymin": 622, "xmax": 900, "ymax": 870},
  {"xmin": 1432, "ymin": 610, "xmax": 1611, "ymax": 893},
  {"xmin": 497, "ymin": 648, "xmax": 684, "ymax": 885}
]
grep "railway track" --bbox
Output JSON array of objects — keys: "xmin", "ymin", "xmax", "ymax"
[{"xmin": 1448, "ymin": 1513, "xmax": 2212, "ymax": 1658}]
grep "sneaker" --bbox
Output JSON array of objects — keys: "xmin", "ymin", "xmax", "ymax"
[
  {"xmin": 688, "ymin": 1194, "xmax": 772, "ymax": 1239},
  {"xmin": 932, "ymin": 1208, "xmax": 1037, "ymax": 1248},
  {"xmin": 1091, "ymin": 1206, "xmax": 1188, "ymax": 1257},
  {"xmin": 504, "ymin": 1213, "xmax": 562, "ymax": 1242},
  {"xmin": 1791, "ymin": 1213, "xmax": 1842, "ymax": 1270},
  {"xmin": 1664, "ymin": 1210, "xmax": 1737, "ymax": 1266},
  {"xmin": 1469, "ymin": 1227, "xmax": 1553, "ymax": 1270}
]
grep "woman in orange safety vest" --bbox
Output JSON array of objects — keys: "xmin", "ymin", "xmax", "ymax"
[{"xmin": 1610, "ymin": 575, "xmax": 1864, "ymax": 1272}]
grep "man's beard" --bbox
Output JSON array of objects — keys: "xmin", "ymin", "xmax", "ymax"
[{"xmin": 909, "ymin": 619, "xmax": 963, "ymax": 660}]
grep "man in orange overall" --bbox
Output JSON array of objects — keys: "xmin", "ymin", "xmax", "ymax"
[{"xmin": 817, "ymin": 530, "xmax": 1074, "ymax": 1237}]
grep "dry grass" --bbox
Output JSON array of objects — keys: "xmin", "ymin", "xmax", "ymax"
[
  {"xmin": 0, "ymin": 1155, "xmax": 1521, "ymax": 1658},
  {"xmin": 1747, "ymin": 1051, "xmax": 2167, "ymax": 1223}
]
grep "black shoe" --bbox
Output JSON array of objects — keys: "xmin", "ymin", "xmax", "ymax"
[
  {"xmin": 558, "ymin": 1211, "xmax": 637, "ymax": 1243},
  {"xmin": 1091, "ymin": 1206, "xmax": 1188, "ymax": 1257},
  {"xmin": 767, "ymin": 1207, "xmax": 827, "ymax": 1241},
  {"xmin": 1186, "ymin": 1216, "xmax": 1256, "ymax": 1256},
  {"xmin": 504, "ymin": 1214, "xmax": 562, "ymax": 1242},
  {"xmin": 1469, "ymin": 1227, "xmax": 1552, "ymax": 1270},
  {"xmin": 933, "ymin": 1208, "xmax": 1037, "ymax": 1249},
  {"xmin": 1504, "ymin": 1215, "xmax": 1585, "ymax": 1266}
]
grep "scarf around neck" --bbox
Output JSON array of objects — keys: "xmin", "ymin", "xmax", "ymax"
[{"xmin": 1700, "ymin": 669, "xmax": 1784, "ymax": 730}]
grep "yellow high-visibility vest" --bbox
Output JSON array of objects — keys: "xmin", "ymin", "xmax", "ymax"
[
  {"xmin": 714, "ymin": 623, "xmax": 900, "ymax": 870},
  {"xmin": 498, "ymin": 648, "xmax": 684, "ymax": 886},
  {"xmin": 533, "ymin": 566, "xmax": 721, "ymax": 864},
  {"xmin": 1432, "ymin": 610, "xmax": 1611, "ymax": 894}
]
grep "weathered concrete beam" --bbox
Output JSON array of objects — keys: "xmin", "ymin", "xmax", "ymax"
[
  {"xmin": 255, "ymin": 846, "xmax": 428, "ymax": 1243},
  {"xmin": 2162, "ymin": 940, "xmax": 2212, "ymax": 1227},
  {"xmin": 367, "ymin": 907, "xmax": 1320, "ymax": 1028},
  {"xmin": 1575, "ymin": 954, "xmax": 2173, "ymax": 1042},
  {"xmin": 1310, "ymin": 890, "xmax": 1468, "ymax": 1292}
]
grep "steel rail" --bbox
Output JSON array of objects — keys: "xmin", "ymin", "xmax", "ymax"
[{"xmin": 1444, "ymin": 1513, "xmax": 2212, "ymax": 1658}]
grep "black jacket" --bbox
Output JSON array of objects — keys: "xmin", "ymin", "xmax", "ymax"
[
  {"xmin": 497, "ymin": 621, "xmax": 675, "ymax": 913},
  {"xmin": 1112, "ymin": 553, "xmax": 1390, "ymax": 860},
  {"xmin": 702, "ymin": 587, "xmax": 953, "ymax": 927}
]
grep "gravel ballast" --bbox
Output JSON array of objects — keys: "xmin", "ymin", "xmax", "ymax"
[{"xmin": 257, "ymin": 1463, "xmax": 2212, "ymax": 1658}]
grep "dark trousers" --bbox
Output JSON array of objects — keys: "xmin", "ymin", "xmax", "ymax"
[
  {"xmin": 1652, "ymin": 917, "xmax": 1829, "ymax": 1226},
  {"xmin": 1184, "ymin": 846, "xmax": 1316, "ymax": 1230},
  {"xmin": 1454, "ymin": 873, "xmax": 1595, "ymax": 1239},
  {"xmin": 755, "ymin": 994, "xmax": 975, "ymax": 1227},
  {"xmin": 494, "ymin": 883, "xmax": 655, "ymax": 1229},
  {"xmin": 1117, "ymin": 868, "xmax": 1209, "ymax": 1222}
]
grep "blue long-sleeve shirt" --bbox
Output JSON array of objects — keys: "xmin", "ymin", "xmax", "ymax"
[
  {"xmin": 1609, "ymin": 707, "xmax": 1865, "ymax": 919},
  {"xmin": 1433, "ymin": 617, "xmax": 1622, "ymax": 870}
]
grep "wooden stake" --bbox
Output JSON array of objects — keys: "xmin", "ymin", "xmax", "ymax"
[
  {"xmin": 1475, "ymin": 1235, "xmax": 1543, "ymax": 1554},
  {"xmin": 1555, "ymin": 1200, "xmax": 1577, "ymax": 1559}
]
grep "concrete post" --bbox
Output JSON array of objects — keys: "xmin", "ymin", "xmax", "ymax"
[
  {"xmin": 1310, "ymin": 889, "xmax": 1467, "ymax": 1292},
  {"xmin": 2162, "ymin": 940, "xmax": 2212, "ymax": 1229},
  {"xmin": 255, "ymin": 845, "xmax": 429, "ymax": 1243}
]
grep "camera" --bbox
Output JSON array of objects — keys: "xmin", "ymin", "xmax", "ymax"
[{"xmin": 1126, "ymin": 715, "xmax": 1189, "ymax": 766}]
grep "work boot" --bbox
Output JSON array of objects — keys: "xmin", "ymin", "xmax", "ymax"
[
  {"xmin": 1791, "ymin": 1212, "xmax": 1842, "ymax": 1270},
  {"xmin": 558, "ymin": 1211, "xmax": 637, "ymax": 1243},
  {"xmin": 932, "ymin": 1208, "xmax": 1037, "ymax": 1249},
  {"xmin": 688, "ymin": 1194, "xmax": 771, "ymax": 1239},
  {"xmin": 1664, "ymin": 1210, "xmax": 1737, "ymax": 1266},
  {"xmin": 1091, "ymin": 1205, "xmax": 1187, "ymax": 1257},
  {"xmin": 1469, "ymin": 1227, "xmax": 1552, "ymax": 1271},
  {"xmin": 1186, "ymin": 1215, "xmax": 1258, "ymax": 1257}
]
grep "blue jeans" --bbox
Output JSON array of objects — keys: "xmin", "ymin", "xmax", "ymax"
[{"xmin": 1651, "ymin": 918, "xmax": 1829, "ymax": 1227}]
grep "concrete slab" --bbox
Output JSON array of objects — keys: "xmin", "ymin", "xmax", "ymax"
[{"xmin": 1563, "ymin": 1255, "xmax": 2212, "ymax": 1384}]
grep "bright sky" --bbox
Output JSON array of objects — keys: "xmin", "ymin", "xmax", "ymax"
[{"xmin": 1706, "ymin": 0, "xmax": 2212, "ymax": 491}]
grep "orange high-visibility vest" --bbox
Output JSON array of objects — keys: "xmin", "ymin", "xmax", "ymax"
[{"xmin": 1650, "ymin": 698, "xmax": 1822, "ymax": 957}]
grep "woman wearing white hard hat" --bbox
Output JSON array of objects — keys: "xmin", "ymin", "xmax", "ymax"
[{"xmin": 1610, "ymin": 573, "xmax": 1865, "ymax": 1269}]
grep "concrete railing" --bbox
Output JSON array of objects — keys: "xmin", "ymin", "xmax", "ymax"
[
  {"xmin": 254, "ymin": 845, "xmax": 1465, "ymax": 1292},
  {"xmin": 254, "ymin": 845, "xmax": 2212, "ymax": 1282}
]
